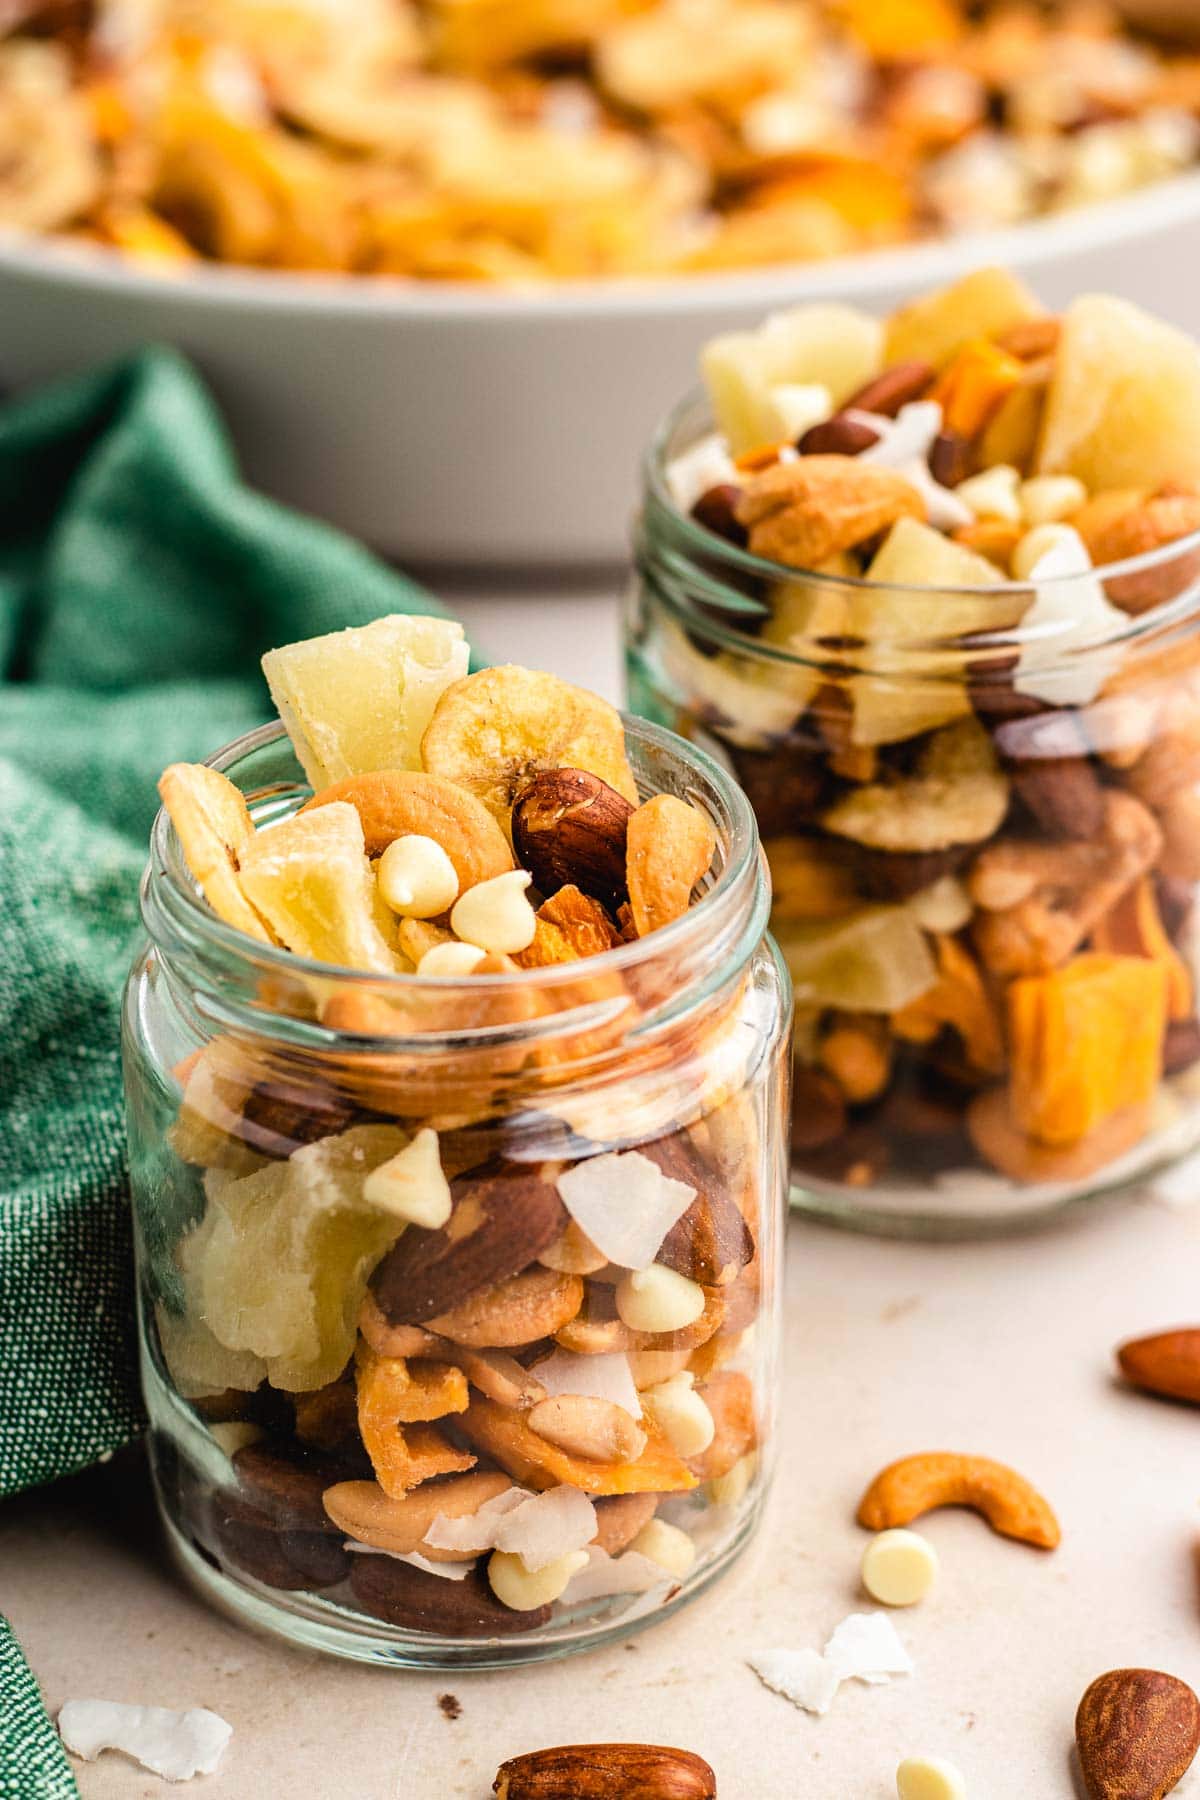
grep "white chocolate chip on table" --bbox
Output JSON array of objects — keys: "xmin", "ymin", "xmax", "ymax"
[{"xmin": 861, "ymin": 1528, "xmax": 939, "ymax": 1606}]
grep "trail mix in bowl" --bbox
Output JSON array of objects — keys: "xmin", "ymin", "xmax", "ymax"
[
  {"xmin": 4, "ymin": 0, "xmax": 1200, "ymax": 280},
  {"xmin": 144, "ymin": 615, "xmax": 779, "ymax": 1642},
  {"xmin": 653, "ymin": 267, "xmax": 1200, "ymax": 1208}
]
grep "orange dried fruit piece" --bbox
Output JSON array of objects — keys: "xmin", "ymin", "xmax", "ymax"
[
  {"xmin": 238, "ymin": 801, "xmax": 399, "ymax": 973},
  {"xmin": 1092, "ymin": 877, "xmax": 1193, "ymax": 1021},
  {"xmin": 300, "ymin": 768, "xmax": 513, "ymax": 881},
  {"xmin": 158, "ymin": 762, "xmax": 273, "ymax": 943},
  {"xmin": 1008, "ymin": 952, "xmax": 1168, "ymax": 1148},
  {"xmin": 626, "ymin": 794, "xmax": 717, "ymax": 935},
  {"xmin": 355, "ymin": 1340, "xmax": 469, "ymax": 1425},
  {"xmin": 356, "ymin": 1346, "xmax": 474, "ymax": 1499},
  {"xmin": 515, "ymin": 885, "xmax": 623, "ymax": 967},
  {"xmin": 457, "ymin": 1395, "xmax": 697, "ymax": 1496},
  {"xmin": 930, "ymin": 337, "xmax": 1025, "ymax": 440},
  {"xmin": 421, "ymin": 665, "xmax": 638, "ymax": 824},
  {"xmin": 968, "ymin": 1088, "xmax": 1150, "ymax": 1185},
  {"xmin": 892, "ymin": 934, "xmax": 1005, "ymax": 1075}
]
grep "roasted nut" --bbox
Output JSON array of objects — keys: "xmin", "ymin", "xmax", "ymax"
[
  {"xmin": 527, "ymin": 1395, "xmax": 648, "ymax": 1464},
  {"xmin": 798, "ymin": 414, "xmax": 881, "ymax": 457},
  {"xmin": 213, "ymin": 1493, "xmax": 349, "ymax": 1591},
  {"xmin": 1076, "ymin": 1670, "xmax": 1200, "ymax": 1800},
  {"xmin": 591, "ymin": 1492, "xmax": 660, "ymax": 1555},
  {"xmin": 857, "ymin": 1451, "xmax": 1060, "ymax": 1549},
  {"xmin": 511, "ymin": 767, "xmax": 634, "ymax": 909},
  {"xmin": 641, "ymin": 1130, "xmax": 754, "ymax": 1288},
  {"xmin": 818, "ymin": 1015, "xmax": 892, "ymax": 1104},
  {"xmin": 928, "ymin": 430, "xmax": 972, "ymax": 489},
  {"xmin": 350, "ymin": 1553, "xmax": 552, "ymax": 1636},
  {"xmin": 687, "ymin": 1371, "xmax": 755, "ymax": 1482},
  {"xmin": 626, "ymin": 794, "xmax": 717, "ymax": 935},
  {"xmin": 458, "ymin": 1396, "xmax": 696, "ymax": 1497},
  {"xmin": 1116, "ymin": 1329, "xmax": 1200, "ymax": 1406},
  {"xmin": 301, "ymin": 769, "xmax": 514, "ymax": 880},
  {"xmin": 842, "ymin": 360, "xmax": 935, "ymax": 417},
  {"xmin": 426, "ymin": 1267, "xmax": 584, "ymax": 1349},
  {"xmin": 231, "ymin": 1440, "xmax": 354, "ymax": 1533},
  {"xmin": 993, "ymin": 707, "xmax": 1108, "ymax": 841},
  {"xmin": 322, "ymin": 1471, "xmax": 514, "ymax": 1556},
  {"xmin": 493, "ymin": 1744, "xmax": 717, "ymax": 1799},
  {"xmin": 735, "ymin": 455, "xmax": 925, "ymax": 569},
  {"xmin": 1086, "ymin": 492, "xmax": 1200, "ymax": 613},
  {"xmin": 690, "ymin": 484, "xmax": 749, "ymax": 547}
]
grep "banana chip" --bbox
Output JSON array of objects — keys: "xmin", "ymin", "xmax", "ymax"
[{"xmin": 157, "ymin": 763, "xmax": 274, "ymax": 943}]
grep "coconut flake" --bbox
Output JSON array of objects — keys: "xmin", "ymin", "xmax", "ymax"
[
  {"xmin": 856, "ymin": 402, "xmax": 973, "ymax": 531},
  {"xmin": 1013, "ymin": 528, "xmax": 1128, "ymax": 706},
  {"xmin": 534, "ymin": 1349, "xmax": 642, "ymax": 1417},
  {"xmin": 824, "ymin": 1611, "xmax": 914, "ymax": 1685},
  {"xmin": 57, "ymin": 1701, "xmax": 232, "ymax": 1782},
  {"xmin": 343, "ymin": 1542, "xmax": 475, "ymax": 1580},
  {"xmin": 423, "ymin": 1487, "xmax": 531, "ymax": 1554},
  {"xmin": 493, "ymin": 1486, "xmax": 598, "ymax": 1572},
  {"xmin": 666, "ymin": 433, "xmax": 740, "ymax": 513},
  {"xmin": 556, "ymin": 1151, "xmax": 696, "ymax": 1271},
  {"xmin": 560, "ymin": 1546, "xmax": 672, "ymax": 1603},
  {"xmin": 748, "ymin": 1648, "xmax": 841, "ymax": 1716}
]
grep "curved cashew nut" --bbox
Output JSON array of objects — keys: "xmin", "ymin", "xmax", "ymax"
[{"xmin": 857, "ymin": 1452, "xmax": 1060, "ymax": 1549}]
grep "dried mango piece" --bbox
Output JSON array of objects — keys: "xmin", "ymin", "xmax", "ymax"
[
  {"xmin": 158, "ymin": 763, "xmax": 273, "ymax": 943},
  {"xmin": 892, "ymin": 934, "xmax": 1005, "ymax": 1074},
  {"xmin": 1008, "ymin": 953, "xmax": 1168, "ymax": 1147},
  {"xmin": 838, "ymin": 0, "xmax": 961, "ymax": 58},
  {"xmin": 457, "ymin": 1395, "xmax": 696, "ymax": 1496},
  {"xmin": 356, "ymin": 1340, "xmax": 469, "ymax": 1446},
  {"xmin": 931, "ymin": 338, "xmax": 1025, "ymax": 440},
  {"xmin": 238, "ymin": 802, "xmax": 398, "ymax": 973},
  {"xmin": 359, "ymin": 1417, "xmax": 475, "ymax": 1500},
  {"xmin": 515, "ymin": 885, "xmax": 623, "ymax": 967},
  {"xmin": 1092, "ymin": 878, "xmax": 1193, "ymax": 1021}
]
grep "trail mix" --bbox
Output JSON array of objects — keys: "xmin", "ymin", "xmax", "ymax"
[
  {"xmin": 5, "ymin": 0, "xmax": 1200, "ymax": 280},
  {"xmin": 146, "ymin": 615, "xmax": 775, "ymax": 1640},
  {"xmin": 656, "ymin": 267, "xmax": 1200, "ymax": 1206}
]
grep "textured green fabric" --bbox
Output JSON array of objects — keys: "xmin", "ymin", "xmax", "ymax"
[{"xmin": 0, "ymin": 348, "xmax": 440, "ymax": 1797}]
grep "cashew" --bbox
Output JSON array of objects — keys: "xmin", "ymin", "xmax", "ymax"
[
  {"xmin": 426, "ymin": 1268, "xmax": 584, "ymax": 1348},
  {"xmin": 527, "ymin": 1395, "xmax": 648, "ymax": 1465},
  {"xmin": 322, "ymin": 1472, "xmax": 513, "ymax": 1558},
  {"xmin": 857, "ymin": 1452, "xmax": 1060, "ymax": 1549}
]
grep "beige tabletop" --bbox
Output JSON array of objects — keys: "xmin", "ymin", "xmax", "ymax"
[{"xmin": 4, "ymin": 590, "xmax": 1199, "ymax": 1800}]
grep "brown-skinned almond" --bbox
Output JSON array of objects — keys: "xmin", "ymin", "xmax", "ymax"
[
  {"xmin": 511, "ymin": 767, "xmax": 633, "ymax": 910},
  {"xmin": 494, "ymin": 1744, "xmax": 717, "ymax": 1799},
  {"xmin": 1117, "ymin": 1329, "xmax": 1200, "ymax": 1405},
  {"xmin": 1076, "ymin": 1669, "xmax": 1200, "ymax": 1800}
]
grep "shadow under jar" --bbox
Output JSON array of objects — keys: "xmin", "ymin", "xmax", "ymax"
[
  {"xmin": 628, "ymin": 392, "xmax": 1200, "ymax": 1237},
  {"xmin": 122, "ymin": 716, "xmax": 789, "ymax": 1669}
]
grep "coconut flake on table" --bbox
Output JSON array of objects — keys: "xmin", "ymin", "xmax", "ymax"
[
  {"xmin": 493, "ymin": 1485, "xmax": 599, "ymax": 1572},
  {"xmin": 423, "ymin": 1487, "xmax": 531, "ymax": 1554},
  {"xmin": 560, "ymin": 1545, "xmax": 673, "ymax": 1603},
  {"xmin": 856, "ymin": 402, "xmax": 974, "ymax": 532},
  {"xmin": 1013, "ymin": 528, "xmax": 1129, "ymax": 707},
  {"xmin": 666, "ymin": 433, "xmax": 741, "ymax": 513},
  {"xmin": 534, "ymin": 1349, "xmax": 642, "ymax": 1417},
  {"xmin": 824, "ymin": 1611, "xmax": 915, "ymax": 1684},
  {"xmin": 57, "ymin": 1701, "xmax": 232, "ymax": 1783},
  {"xmin": 748, "ymin": 1647, "xmax": 841, "ymax": 1716},
  {"xmin": 556, "ymin": 1151, "xmax": 696, "ymax": 1271},
  {"xmin": 344, "ymin": 1542, "xmax": 475, "ymax": 1580}
]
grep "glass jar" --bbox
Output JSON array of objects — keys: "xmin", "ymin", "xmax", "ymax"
[
  {"xmin": 122, "ymin": 714, "xmax": 789, "ymax": 1669},
  {"xmin": 629, "ymin": 391, "xmax": 1200, "ymax": 1237}
]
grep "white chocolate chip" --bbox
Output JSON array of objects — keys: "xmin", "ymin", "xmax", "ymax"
[
  {"xmin": 207, "ymin": 1420, "xmax": 263, "ymax": 1458},
  {"xmin": 897, "ymin": 1755, "xmax": 968, "ymax": 1800},
  {"xmin": 955, "ymin": 463, "xmax": 1022, "ymax": 523},
  {"xmin": 640, "ymin": 1372, "xmax": 715, "ymax": 1458},
  {"xmin": 486, "ymin": 1547, "xmax": 589, "ymax": 1611},
  {"xmin": 861, "ymin": 1529, "xmax": 939, "ymax": 1607},
  {"xmin": 376, "ymin": 834, "xmax": 460, "ymax": 918},
  {"xmin": 362, "ymin": 1128, "xmax": 452, "ymax": 1229},
  {"xmin": 614, "ymin": 1264, "xmax": 706, "ymax": 1334},
  {"xmin": 626, "ymin": 1517, "xmax": 697, "ymax": 1579},
  {"xmin": 1011, "ymin": 520, "xmax": 1080, "ymax": 582},
  {"xmin": 707, "ymin": 1450, "xmax": 757, "ymax": 1507},
  {"xmin": 416, "ymin": 940, "xmax": 488, "ymax": 976},
  {"xmin": 1019, "ymin": 474, "xmax": 1087, "ymax": 527},
  {"xmin": 450, "ymin": 870, "xmax": 536, "ymax": 955}
]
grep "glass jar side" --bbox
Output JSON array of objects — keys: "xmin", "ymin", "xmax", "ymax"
[
  {"xmin": 123, "ymin": 718, "xmax": 791, "ymax": 1668},
  {"xmin": 629, "ymin": 407, "xmax": 1200, "ymax": 1237}
]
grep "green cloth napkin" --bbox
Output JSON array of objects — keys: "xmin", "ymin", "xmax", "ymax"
[{"xmin": 0, "ymin": 348, "xmax": 442, "ymax": 1797}]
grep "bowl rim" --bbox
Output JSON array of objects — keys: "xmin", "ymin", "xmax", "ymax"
[{"xmin": 4, "ymin": 168, "xmax": 1200, "ymax": 320}]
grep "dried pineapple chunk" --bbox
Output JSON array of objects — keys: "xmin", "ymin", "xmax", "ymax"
[
  {"xmin": 238, "ymin": 802, "xmax": 399, "ymax": 972},
  {"xmin": 820, "ymin": 716, "xmax": 1009, "ymax": 852},
  {"xmin": 775, "ymin": 906, "xmax": 937, "ymax": 1013},
  {"xmin": 1036, "ymin": 294, "xmax": 1200, "ymax": 493},
  {"xmin": 702, "ymin": 304, "xmax": 882, "ymax": 455},
  {"xmin": 180, "ymin": 1124, "xmax": 413, "ymax": 1392},
  {"xmin": 884, "ymin": 266, "xmax": 1043, "ymax": 370},
  {"xmin": 262, "ymin": 614, "xmax": 469, "ymax": 788}
]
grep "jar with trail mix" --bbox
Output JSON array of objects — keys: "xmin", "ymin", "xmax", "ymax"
[
  {"xmin": 123, "ymin": 622, "xmax": 788, "ymax": 1668},
  {"xmin": 629, "ymin": 270, "xmax": 1200, "ymax": 1234}
]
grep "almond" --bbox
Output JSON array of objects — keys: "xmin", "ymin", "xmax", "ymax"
[
  {"xmin": 1076, "ymin": 1669, "xmax": 1200, "ymax": 1800},
  {"xmin": 1117, "ymin": 1329, "xmax": 1200, "ymax": 1406},
  {"xmin": 511, "ymin": 767, "xmax": 634, "ymax": 909},
  {"xmin": 1084, "ymin": 493, "xmax": 1200, "ymax": 614},
  {"xmin": 735, "ymin": 455, "xmax": 925, "ymax": 568},
  {"xmin": 350, "ymin": 1552, "xmax": 552, "ymax": 1636},
  {"xmin": 368, "ymin": 1160, "xmax": 567, "ymax": 1326},
  {"xmin": 494, "ymin": 1744, "xmax": 717, "ymax": 1799},
  {"xmin": 641, "ymin": 1129, "xmax": 754, "ymax": 1288}
]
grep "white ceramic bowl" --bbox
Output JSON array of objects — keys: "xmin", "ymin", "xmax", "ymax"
[{"xmin": 3, "ymin": 173, "xmax": 1199, "ymax": 568}]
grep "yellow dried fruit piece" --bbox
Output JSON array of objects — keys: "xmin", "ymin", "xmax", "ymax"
[
  {"xmin": 300, "ymin": 768, "xmax": 514, "ymax": 881},
  {"xmin": 884, "ymin": 266, "xmax": 1044, "ymax": 371},
  {"xmin": 1037, "ymin": 294, "xmax": 1200, "ymax": 493},
  {"xmin": 158, "ymin": 762, "xmax": 273, "ymax": 943},
  {"xmin": 626, "ymin": 794, "xmax": 718, "ymax": 935},
  {"xmin": 238, "ymin": 802, "xmax": 399, "ymax": 973},
  {"xmin": 821, "ymin": 717, "xmax": 1009, "ymax": 852},
  {"xmin": 775, "ymin": 906, "xmax": 937, "ymax": 1013},
  {"xmin": 1008, "ymin": 952, "xmax": 1168, "ymax": 1147},
  {"xmin": 421, "ymin": 665, "xmax": 638, "ymax": 823},
  {"xmin": 700, "ymin": 303, "xmax": 882, "ymax": 454},
  {"xmin": 1091, "ymin": 877, "xmax": 1193, "ymax": 1020},
  {"xmin": 892, "ymin": 933, "xmax": 1005, "ymax": 1074},
  {"xmin": 261, "ymin": 614, "xmax": 469, "ymax": 788}
]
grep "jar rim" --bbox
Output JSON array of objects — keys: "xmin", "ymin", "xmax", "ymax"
[
  {"xmin": 144, "ymin": 714, "xmax": 767, "ymax": 1034},
  {"xmin": 642, "ymin": 389, "xmax": 1200, "ymax": 650}
]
